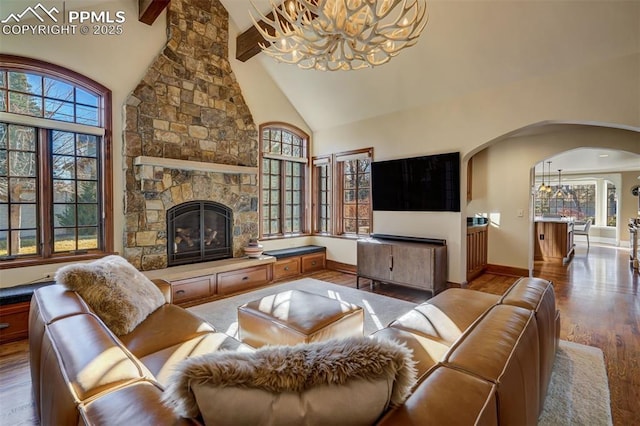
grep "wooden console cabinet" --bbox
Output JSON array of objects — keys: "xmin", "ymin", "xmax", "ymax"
[
  {"xmin": 467, "ymin": 224, "xmax": 488, "ymax": 281},
  {"xmin": 357, "ymin": 235, "xmax": 447, "ymax": 295}
]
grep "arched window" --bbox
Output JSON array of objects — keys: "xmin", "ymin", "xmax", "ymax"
[
  {"xmin": 260, "ymin": 123, "xmax": 309, "ymax": 237},
  {"xmin": 0, "ymin": 55, "xmax": 112, "ymax": 267}
]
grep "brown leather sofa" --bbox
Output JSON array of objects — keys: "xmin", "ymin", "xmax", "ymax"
[
  {"xmin": 375, "ymin": 277, "xmax": 560, "ymax": 425},
  {"xmin": 29, "ymin": 276, "xmax": 558, "ymax": 425},
  {"xmin": 29, "ymin": 279, "xmax": 247, "ymax": 425}
]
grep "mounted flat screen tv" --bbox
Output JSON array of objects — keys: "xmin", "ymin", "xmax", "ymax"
[{"xmin": 372, "ymin": 152, "xmax": 460, "ymax": 212}]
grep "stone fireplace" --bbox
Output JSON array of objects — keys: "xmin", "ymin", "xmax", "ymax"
[{"xmin": 122, "ymin": 0, "xmax": 258, "ymax": 271}]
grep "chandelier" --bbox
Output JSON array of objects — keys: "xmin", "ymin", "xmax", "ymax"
[{"xmin": 250, "ymin": 0, "xmax": 428, "ymax": 71}]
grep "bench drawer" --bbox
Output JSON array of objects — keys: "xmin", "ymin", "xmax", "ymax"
[
  {"xmin": 273, "ymin": 258, "xmax": 301, "ymax": 280},
  {"xmin": 218, "ymin": 265, "xmax": 272, "ymax": 295},
  {"xmin": 302, "ymin": 253, "xmax": 326, "ymax": 273},
  {"xmin": 0, "ymin": 302, "xmax": 30, "ymax": 343},
  {"xmin": 171, "ymin": 276, "xmax": 214, "ymax": 303}
]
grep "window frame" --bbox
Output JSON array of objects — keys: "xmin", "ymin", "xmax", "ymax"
[
  {"xmin": 259, "ymin": 122, "xmax": 310, "ymax": 239},
  {"xmin": 311, "ymin": 147, "xmax": 373, "ymax": 238},
  {"xmin": 0, "ymin": 54, "xmax": 113, "ymax": 269},
  {"xmin": 311, "ymin": 154, "xmax": 332, "ymax": 235}
]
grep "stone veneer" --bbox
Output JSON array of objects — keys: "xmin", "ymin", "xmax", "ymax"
[{"xmin": 123, "ymin": 0, "xmax": 258, "ymax": 271}]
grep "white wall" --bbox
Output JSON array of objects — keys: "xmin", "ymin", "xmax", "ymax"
[{"xmin": 313, "ymin": 52, "xmax": 639, "ymax": 283}]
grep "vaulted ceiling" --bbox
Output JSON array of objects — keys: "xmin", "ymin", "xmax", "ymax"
[
  {"xmin": 222, "ymin": 0, "xmax": 639, "ymax": 133},
  {"xmin": 220, "ymin": 1, "xmax": 640, "ymax": 174}
]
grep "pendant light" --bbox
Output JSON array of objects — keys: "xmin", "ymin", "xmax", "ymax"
[
  {"xmin": 537, "ymin": 161, "xmax": 547, "ymax": 192},
  {"xmin": 546, "ymin": 162, "xmax": 552, "ymax": 193},
  {"xmin": 554, "ymin": 169, "xmax": 565, "ymax": 197}
]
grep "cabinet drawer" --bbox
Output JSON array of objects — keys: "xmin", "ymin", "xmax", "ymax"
[
  {"xmin": 171, "ymin": 276, "xmax": 213, "ymax": 304},
  {"xmin": 273, "ymin": 258, "xmax": 301, "ymax": 280},
  {"xmin": 0, "ymin": 302, "xmax": 30, "ymax": 343},
  {"xmin": 302, "ymin": 253, "xmax": 325, "ymax": 273},
  {"xmin": 218, "ymin": 265, "xmax": 272, "ymax": 295}
]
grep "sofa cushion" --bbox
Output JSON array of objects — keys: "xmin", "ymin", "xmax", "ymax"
[
  {"xmin": 371, "ymin": 327, "xmax": 448, "ymax": 381},
  {"xmin": 444, "ymin": 304, "xmax": 540, "ymax": 426},
  {"xmin": 40, "ymin": 313, "xmax": 152, "ymax": 425},
  {"xmin": 55, "ymin": 255, "xmax": 166, "ymax": 335},
  {"xmin": 377, "ymin": 365, "xmax": 498, "ymax": 426},
  {"xmin": 118, "ymin": 303, "xmax": 216, "ymax": 359},
  {"xmin": 140, "ymin": 331, "xmax": 253, "ymax": 386},
  {"xmin": 162, "ymin": 336, "xmax": 417, "ymax": 425},
  {"xmin": 500, "ymin": 277, "xmax": 558, "ymax": 413},
  {"xmin": 79, "ymin": 381, "xmax": 192, "ymax": 426},
  {"xmin": 388, "ymin": 288, "xmax": 499, "ymax": 345}
]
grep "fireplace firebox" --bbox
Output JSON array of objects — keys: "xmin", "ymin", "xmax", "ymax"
[{"xmin": 167, "ymin": 201, "xmax": 233, "ymax": 266}]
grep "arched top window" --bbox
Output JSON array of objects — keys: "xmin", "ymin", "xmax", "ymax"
[
  {"xmin": 0, "ymin": 55, "xmax": 113, "ymax": 269},
  {"xmin": 259, "ymin": 123, "xmax": 309, "ymax": 237}
]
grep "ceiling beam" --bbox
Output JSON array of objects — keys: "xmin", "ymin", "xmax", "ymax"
[
  {"xmin": 139, "ymin": 0, "xmax": 170, "ymax": 25},
  {"xmin": 236, "ymin": 14, "xmax": 274, "ymax": 62}
]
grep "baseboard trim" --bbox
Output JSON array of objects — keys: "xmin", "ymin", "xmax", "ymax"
[
  {"xmin": 486, "ymin": 264, "xmax": 528, "ymax": 277},
  {"xmin": 326, "ymin": 260, "xmax": 356, "ymax": 275}
]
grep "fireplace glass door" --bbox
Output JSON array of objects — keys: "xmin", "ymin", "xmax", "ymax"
[{"xmin": 167, "ymin": 201, "xmax": 232, "ymax": 266}]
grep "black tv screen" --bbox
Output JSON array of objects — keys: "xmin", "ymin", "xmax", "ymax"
[{"xmin": 372, "ymin": 152, "xmax": 460, "ymax": 212}]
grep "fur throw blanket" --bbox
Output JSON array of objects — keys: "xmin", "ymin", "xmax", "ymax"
[
  {"xmin": 163, "ymin": 336, "xmax": 417, "ymax": 419},
  {"xmin": 55, "ymin": 255, "xmax": 166, "ymax": 335}
]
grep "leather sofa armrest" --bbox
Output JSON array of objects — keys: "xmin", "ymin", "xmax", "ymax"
[{"xmin": 151, "ymin": 279, "xmax": 172, "ymax": 304}]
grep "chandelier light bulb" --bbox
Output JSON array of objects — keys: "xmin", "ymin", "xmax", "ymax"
[{"xmin": 250, "ymin": 0, "xmax": 428, "ymax": 71}]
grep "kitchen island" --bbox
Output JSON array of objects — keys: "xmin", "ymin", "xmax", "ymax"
[{"xmin": 534, "ymin": 218, "xmax": 574, "ymax": 264}]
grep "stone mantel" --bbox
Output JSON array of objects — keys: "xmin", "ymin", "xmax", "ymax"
[{"xmin": 134, "ymin": 156, "xmax": 258, "ymax": 175}]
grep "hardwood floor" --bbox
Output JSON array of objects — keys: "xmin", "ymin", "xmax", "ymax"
[{"xmin": 1, "ymin": 242, "xmax": 637, "ymax": 425}]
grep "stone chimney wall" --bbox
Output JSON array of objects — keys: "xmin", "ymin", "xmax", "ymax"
[{"xmin": 123, "ymin": 0, "xmax": 258, "ymax": 270}]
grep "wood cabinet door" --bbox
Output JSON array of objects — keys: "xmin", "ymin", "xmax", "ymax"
[
  {"xmin": 391, "ymin": 244, "xmax": 433, "ymax": 290},
  {"xmin": 171, "ymin": 276, "xmax": 214, "ymax": 304},
  {"xmin": 273, "ymin": 257, "xmax": 301, "ymax": 280},
  {"xmin": 217, "ymin": 265, "xmax": 272, "ymax": 295},
  {"xmin": 0, "ymin": 302, "xmax": 30, "ymax": 343},
  {"xmin": 301, "ymin": 253, "xmax": 325, "ymax": 273},
  {"xmin": 357, "ymin": 240, "xmax": 392, "ymax": 281}
]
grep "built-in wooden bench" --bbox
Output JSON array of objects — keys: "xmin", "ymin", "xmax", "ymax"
[
  {"xmin": 264, "ymin": 245, "xmax": 326, "ymax": 281},
  {"xmin": 0, "ymin": 281, "xmax": 54, "ymax": 344}
]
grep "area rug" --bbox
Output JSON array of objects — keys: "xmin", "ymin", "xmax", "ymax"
[
  {"xmin": 187, "ymin": 279, "xmax": 612, "ymax": 425},
  {"xmin": 539, "ymin": 340, "xmax": 612, "ymax": 425},
  {"xmin": 187, "ymin": 278, "xmax": 419, "ymax": 337}
]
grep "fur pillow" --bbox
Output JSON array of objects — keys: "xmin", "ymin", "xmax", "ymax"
[
  {"xmin": 162, "ymin": 336, "xmax": 417, "ymax": 425},
  {"xmin": 55, "ymin": 255, "xmax": 166, "ymax": 336}
]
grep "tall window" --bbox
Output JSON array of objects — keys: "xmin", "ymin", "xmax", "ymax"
[
  {"xmin": 338, "ymin": 150, "xmax": 372, "ymax": 235},
  {"xmin": 260, "ymin": 123, "xmax": 308, "ymax": 237},
  {"xmin": 606, "ymin": 182, "xmax": 616, "ymax": 227},
  {"xmin": 0, "ymin": 55, "xmax": 112, "ymax": 266},
  {"xmin": 312, "ymin": 148, "xmax": 372, "ymax": 237},
  {"xmin": 312, "ymin": 155, "xmax": 331, "ymax": 234}
]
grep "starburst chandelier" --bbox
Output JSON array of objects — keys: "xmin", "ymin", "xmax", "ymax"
[{"xmin": 250, "ymin": 0, "xmax": 428, "ymax": 71}]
